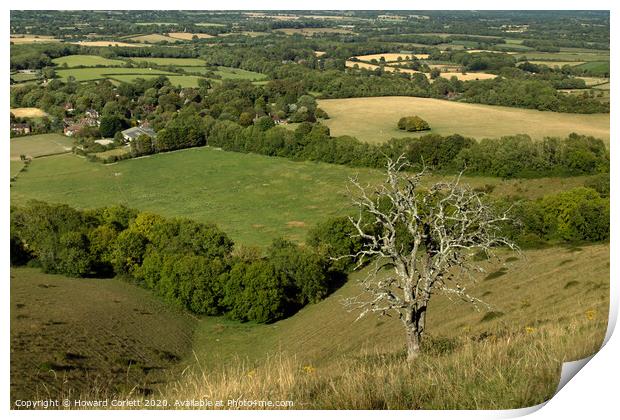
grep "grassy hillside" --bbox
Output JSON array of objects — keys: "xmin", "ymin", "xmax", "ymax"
[
  {"xmin": 10, "ymin": 149, "xmax": 592, "ymax": 247},
  {"xmin": 10, "ymin": 267, "xmax": 196, "ymax": 403},
  {"xmin": 318, "ymin": 97, "xmax": 610, "ymax": 144},
  {"xmin": 167, "ymin": 243, "xmax": 609, "ymax": 409}
]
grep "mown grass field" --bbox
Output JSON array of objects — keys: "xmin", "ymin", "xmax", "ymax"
[
  {"xmin": 10, "ymin": 73, "xmax": 39, "ymax": 82},
  {"xmin": 127, "ymin": 34, "xmax": 182, "ymax": 43},
  {"xmin": 71, "ymin": 40, "xmax": 147, "ymax": 48},
  {"xmin": 318, "ymin": 96, "xmax": 610, "ymax": 144},
  {"xmin": 212, "ymin": 66, "xmax": 267, "ymax": 81},
  {"xmin": 10, "ymin": 133, "xmax": 74, "ymax": 160},
  {"xmin": 51, "ymin": 55, "xmax": 126, "ymax": 67},
  {"xmin": 10, "ymin": 267, "xmax": 196, "ymax": 403},
  {"xmin": 10, "ymin": 148, "xmax": 593, "ymax": 247}
]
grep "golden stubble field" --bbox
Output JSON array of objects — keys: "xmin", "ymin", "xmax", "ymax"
[{"xmin": 318, "ymin": 96, "xmax": 610, "ymax": 144}]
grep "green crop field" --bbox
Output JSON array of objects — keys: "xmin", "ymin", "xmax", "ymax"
[
  {"xmin": 10, "ymin": 267, "xmax": 195, "ymax": 402},
  {"xmin": 56, "ymin": 67, "xmax": 176, "ymax": 82},
  {"xmin": 10, "ymin": 133, "xmax": 74, "ymax": 160},
  {"xmin": 127, "ymin": 57, "xmax": 207, "ymax": 66},
  {"xmin": 318, "ymin": 97, "xmax": 610, "ymax": 144},
  {"xmin": 10, "ymin": 148, "xmax": 593, "ymax": 247},
  {"xmin": 10, "ymin": 160, "xmax": 25, "ymax": 178},
  {"xmin": 51, "ymin": 55, "xmax": 126, "ymax": 67}
]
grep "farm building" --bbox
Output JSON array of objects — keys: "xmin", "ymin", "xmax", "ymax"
[
  {"xmin": 121, "ymin": 126, "xmax": 157, "ymax": 142},
  {"xmin": 10, "ymin": 123, "xmax": 31, "ymax": 135}
]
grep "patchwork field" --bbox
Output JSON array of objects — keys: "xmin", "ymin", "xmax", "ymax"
[
  {"xmin": 10, "ymin": 267, "xmax": 196, "ymax": 402},
  {"xmin": 52, "ymin": 55, "xmax": 126, "ymax": 67},
  {"xmin": 318, "ymin": 97, "xmax": 610, "ymax": 144},
  {"xmin": 10, "ymin": 148, "xmax": 595, "ymax": 247},
  {"xmin": 127, "ymin": 34, "xmax": 182, "ymax": 43},
  {"xmin": 10, "ymin": 133, "xmax": 73, "ymax": 160},
  {"xmin": 10, "ymin": 107, "xmax": 47, "ymax": 118},
  {"xmin": 10, "ymin": 73, "xmax": 39, "ymax": 82}
]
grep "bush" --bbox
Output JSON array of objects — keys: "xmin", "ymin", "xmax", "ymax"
[{"xmin": 397, "ymin": 116, "xmax": 431, "ymax": 132}]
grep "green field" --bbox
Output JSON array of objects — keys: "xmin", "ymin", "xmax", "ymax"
[
  {"xmin": 56, "ymin": 67, "xmax": 176, "ymax": 82},
  {"xmin": 10, "ymin": 133, "xmax": 74, "ymax": 159},
  {"xmin": 10, "ymin": 148, "xmax": 594, "ymax": 247},
  {"xmin": 10, "ymin": 72, "xmax": 38, "ymax": 82},
  {"xmin": 127, "ymin": 57, "xmax": 207, "ymax": 66},
  {"xmin": 318, "ymin": 97, "xmax": 610, "ymax": 144},
  {"xmin": 574, "ymin": 61, "xmax": 610, "ymax": 74},
  {"xmin": 52, "ymin": 55, "xmax": 126, "ymax": 67},
  {"xmin": 10, "ymin": 267, "xmax": 195, "ymax": 402}
]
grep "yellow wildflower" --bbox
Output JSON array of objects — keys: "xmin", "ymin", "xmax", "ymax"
[
  {"xmin": 525, "ymin": 326, "xmax": 535, "ymax": 334},
  {"xmin": 302, "ymin": 365, "xmax": 315, "ymax": 374},
  {"xmin": 585, "ymin": 310, "xmax": 596, "ymax": 320}
]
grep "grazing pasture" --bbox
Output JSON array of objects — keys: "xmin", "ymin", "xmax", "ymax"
[
  {"xmin": 11, "ymin": 149, "xmax": 594, "ymax": 247},
  {"xmin": 10, "ymin": 133, "xmax": 73, "ymax": 160},
  {"xmin": 51, "ymin": 55, "xmax": 126, "ymax": 67},
  {"xmin": 10, "ymin": 107, "xmax": 47, "ymax": 118},
  {"xmin": 10, "ymin": 267, "xmax": 195, "ymax": 402},
  {"xmin": 318, "ymin": 96, "xmax": 610, "ymax": 144}
]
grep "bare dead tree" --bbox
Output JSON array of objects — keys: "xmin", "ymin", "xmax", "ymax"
[{"xmin": 343, "ymin": 156, "xmax": 518, "ymax": 362}]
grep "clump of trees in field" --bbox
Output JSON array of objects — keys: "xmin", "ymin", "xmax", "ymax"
[
  {"xmin": 397, "ymin": 116, "xmax": 430, "ymax": 132},
  {"xmin": 10, "ymin": 202, "xmax": 352, "ymax": 323}
]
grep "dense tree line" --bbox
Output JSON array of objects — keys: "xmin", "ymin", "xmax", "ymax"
[{"xmin": 11, "ymin": 202, "xmax": 350, "ymax": 323}]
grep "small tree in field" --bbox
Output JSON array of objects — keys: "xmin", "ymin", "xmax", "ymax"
[{"xmin": 343, "ymin": 156, "xmax": 517, "ymax": 362}]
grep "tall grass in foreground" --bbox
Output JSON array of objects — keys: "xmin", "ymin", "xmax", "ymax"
[
  {"xmin": 31, "ymin": 307, "xmax": 606, "ymax": 410},
  {"xmin": 110, "ymin": 316, "xmax": 605, "ymax": 410}
]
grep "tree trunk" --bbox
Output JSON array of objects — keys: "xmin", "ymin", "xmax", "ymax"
[{"xmin": 406, "ymin": 325, "xmax": 421, "ymax": 362}]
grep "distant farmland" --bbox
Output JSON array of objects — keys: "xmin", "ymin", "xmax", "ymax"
[
  {"xmin": 51, "ymin": 55, "xmax": 126, "ymax": 67},
  {"xmin": 318, "ymin": 96, "xmax": 610, "ymax": 144}
]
